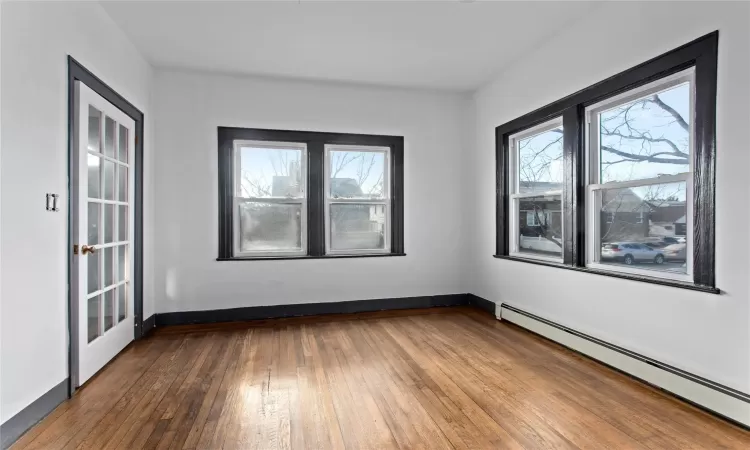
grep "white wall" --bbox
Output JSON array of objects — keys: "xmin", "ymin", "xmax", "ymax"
[
  {"xmin": 468, "ymin": 1, "xmax": 750, "ymax": 393},
  {"xmin": 153, "ymin": 71, "xmax": 468, "ymax": 313},
  {"xmin": 0, "ymin": 2, "xmax": 154, "ymax": 423}
]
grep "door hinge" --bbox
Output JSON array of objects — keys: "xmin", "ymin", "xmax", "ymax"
[{"xmin": 73, "ymin": 244, "xmax": 79, "ymax": 255}]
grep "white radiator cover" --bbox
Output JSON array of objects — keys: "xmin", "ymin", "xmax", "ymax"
[{"xmin": 498, "ymin": 304, "xmax": 750, "ymax": 428}]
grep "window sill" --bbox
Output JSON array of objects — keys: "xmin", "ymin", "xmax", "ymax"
[
  {"xmin": 217, "ymin": 253, "xmax": 406, "ymax": 262},
  {"xmin": 492, "ymin": 254, "xmax": 720, "ymax": 294}
]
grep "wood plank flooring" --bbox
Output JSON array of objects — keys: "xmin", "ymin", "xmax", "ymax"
[{"xmin": 11, "ymin": 307, "xmax": 750, "ymax": 449}]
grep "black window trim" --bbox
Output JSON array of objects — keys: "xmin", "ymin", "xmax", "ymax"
[
  {"xmin": 218, "ymin": 127, "xmax": 405, "ymax": 260},
  {"xmin": 494, "ymin": 31, "xmax": 719, "ymax": 294}
]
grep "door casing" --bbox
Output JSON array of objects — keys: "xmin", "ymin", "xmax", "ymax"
[{"xmin": 67, "ymin": 56, "xmax": 145, "ymax": 396}]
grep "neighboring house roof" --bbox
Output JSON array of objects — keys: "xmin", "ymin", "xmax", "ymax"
[
  {"xmin": 648, "ymin": 203, "xmax": 686, "ymax": 223},
  {"xmin": 601, "ymin": 188, "xmax": 650, "ymax": 213},
  {"xmin": 518, "ymin": 181, "xmax": 562, "ymax": 194}
]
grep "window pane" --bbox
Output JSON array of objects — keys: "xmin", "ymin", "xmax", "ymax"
[
  {"xmin": 118, "ymin": 124, "xmax": 128, "ymax": 162},
  {"xmin": 238, "ymin": 145, "xmax": 304, "ymax": 198},
  {"xmin": 517, "ymin": 127, "xmax": 563, "ymax": 194},
  {"xmin": 118, "ymin": 285, "xmax": 127, "ymax": 322},
  {"xmin": 88, "ymin": 106, "xmax": 101, "ymax": 153},
  {"xmin": 104, "ymin": 160, "xmax": 115, "ymax": 200},
  {"xmin": 103, "ymin": 289, "xmax": 114, "ymax": 332},
  {"xmin": 517, "ymin": 195, "xmax": 562, "ymax": 258},
  {"xmin": 328, "ymin": 149, "xmax": 387, "ymax": 199},
  {"xmin": 88, "ymin": 202, "xmax": 100, "ymax": 245},
  {"xmin": 88, "ymin": 295, "xmax": 100, "ymax": 343},
  {"xmin": 104, "ymin": 204, "xmax": 114, "ymax": 243},
  {"xmin": 118, "ymin": 206, "xmax": 128, "ymax": 242},
  {"xmin": 599, "ymin": 82, "xmax": 690, "ymax": 184},
  {"xmin": 598, "ymin": 182, "xmax": 687, "ymax": 274},
  {"xmin": 330, "ymin": 204, "xmax": 386, "ymax": 251},
  {"xmin": 118, "ymin": 245, "xmax": 128, "ymax": 282},
  {"xmin": 88, "ymin": 251, "xmax": 100, "ymax": 294},
  {"xmin": 104, "ymin": 246, "xmax": 114, "ymax": 287},
  {"xmin": 104, "ymin": 116, "xmax": 116, "ymax": 158},
  {"xmin": 88, "ymin": 154, "xmax": 101, "ymax": 199},
  {"xmin": 238, "ymin": 202, "xmax": 302, "ymax": 253},
  {"xmin": 118, "ymin": 166, "xmax": 128, "ymax": 202}
]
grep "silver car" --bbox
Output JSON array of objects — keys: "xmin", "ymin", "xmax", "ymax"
[
  {"xmin": 601, "ymin": 242, "xmax": 665, "ymax": 265},
  {"xmin": 663, "ymin": 243, "xmax": 687, "ymax": 262}
]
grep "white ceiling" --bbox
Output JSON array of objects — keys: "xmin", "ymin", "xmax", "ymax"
[{"xmin": 101, "ymin": 1, "xmax": 595, "ymax": 92}]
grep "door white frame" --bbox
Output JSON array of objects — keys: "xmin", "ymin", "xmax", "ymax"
[{"xmin": 67, "ymin": 57, "xmax": 145, "ymax": 393}]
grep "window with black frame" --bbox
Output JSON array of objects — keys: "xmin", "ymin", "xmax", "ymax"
[
  {"xmin": 495, "ymin": 32, "xmax": 718, "ymax": 292},
  {"xmin": 217, "ymin": 128, "xmax": 404, "ymax": 260}
]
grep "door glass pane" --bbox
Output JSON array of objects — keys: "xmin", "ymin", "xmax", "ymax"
[
  {"xmin": 238, "ymin": 202, "xmax": 302, "ymax": 252},
  {"xmin": 598, "ymin": 82, "xmax": 691, "ymax": 184},
  {"xmin": 118, "ymin": 166, "xmax": 128, "ymax": 202},
  {"xmin": 104, "ymin": 116, "xmax": 116, "ymax": 158},
  {"xmin": 119, "ymin": 206, "xmax": 128, "ymax": 242},
  {"xmin": 517, "ymin": 126, "xmax": 564, "ymax": 194},
  {"xmin": 88, "ymin": 295, "xmax": 100, "ymax": 343},
  {"xmin": 104, "ymin": 204, "xmax": 114, "ymax": 243},
  {"xmin": 103, "ymin": 289, "xmax": 114, "ymax": 332},
  {"xmin": 88, "ymin": 251, "xmax": 100, "ymax": 294},
  {"xmin": 328, "ymin": 148, "xmax": 387, "ymax": 199},
  {"xmin": 118, "ymin": 285, "xmax": 127, "ymax": 322},
  {"xmin": 238, "ymin": 144, "xmax": 305, "ymax": 198},
  {"xmin": 598, "ymin": 182, "xmax": 687, "ymax": 274},
  {"xmin": 104, "ymin": 247, "xmax": 114, "ymax": 287},
  {"xmin": 118, "ymin": 245, "xmax": 128, "ymax": 282},
  {"xmin": 118, "ymin": 124, "xmax": 128, "ymax": 162},
  {"xmin": 517, "ymin": 195, "xmax": 563, "ymax": 259},
  {"xmin": 88, "ymin": 106, "xmax": 101, "ymax": 153},
  {"xmin": 88, "ymin": 154, "xmax": 101, "ymax": 199},
  {"xmin": 329, "ymin": 204, "xmax": 386, "ymax": 251},
  {"xmin": 104, "ymin": 160, "xmax": 115, "ymax": 200},
  {"xmin": 88, "ymin": 203, "xmax": 100, "ymax": 245}
]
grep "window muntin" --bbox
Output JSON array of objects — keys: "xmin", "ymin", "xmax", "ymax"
[
  {"xmin": 509, "ymin": 118, "xmax": 564, "ymax": 262},
  {"xmin": 324, "ymin": 145, "xmax": 390, "ymax": 254},
  {"xmin": 233, "ymin": 140, "xmax": 307, "ymax": 257},
  {"xmin": 586, "ymin": 69, "xmax": 694, "ymax": 281}
]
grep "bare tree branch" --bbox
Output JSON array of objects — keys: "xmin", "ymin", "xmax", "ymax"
[
  {"xmin": 649, "ymin": 94, "xmax": 689, "ymax": 132},
  {"xmin": 601, "ymin": 145, "xmax": 688, "ymax": 165}
]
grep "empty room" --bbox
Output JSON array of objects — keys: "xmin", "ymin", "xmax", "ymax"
[{"xmin": 2, "ymin": 0, "xmax": 750, "ymax": 448}]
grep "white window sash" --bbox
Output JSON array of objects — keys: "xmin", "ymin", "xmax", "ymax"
[
  {"xmin": 508, "ymin": 117, "xmax": 564, "ymax": 262},
  {"xmin": 232, "ymin": 141, "xmax": 308, "ymax": 257},
  {"xmin": 584, "ymin": 70, "xmax": 695, "ymax": 279},
  {"xmin": 324, "ymin": 144, "xmax": 392, "ymax": 255}
]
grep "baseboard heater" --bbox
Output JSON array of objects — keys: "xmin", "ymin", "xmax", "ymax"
[{"xmin": 497, "ymin": 303, "xmax": 750, "ymax": 428}]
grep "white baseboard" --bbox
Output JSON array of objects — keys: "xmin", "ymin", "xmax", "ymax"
[{"xmin": 499, "ymin": 304, "xmax": 750, "ymax": 428}]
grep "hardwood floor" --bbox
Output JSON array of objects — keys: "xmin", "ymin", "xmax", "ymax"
[{"xmin": 11, "ymin": 307, "xmax": 750, "ymax": 449}]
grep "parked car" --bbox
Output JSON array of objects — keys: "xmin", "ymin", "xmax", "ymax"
[
  {"xmin": 601, "ymin": 242, "xmax": 665, "ymax": 265},
  {"xmin": 663, "ymin": 243, "xmax": 687, "ymax": 262},
  {"xmin": 644, "ymin": 236, "xmax": 684, "ymax": 248}
]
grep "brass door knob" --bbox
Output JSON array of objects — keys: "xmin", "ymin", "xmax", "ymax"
[{"xmin": 81, "ymin": 245, "xmax": 96, "ymax": 255}]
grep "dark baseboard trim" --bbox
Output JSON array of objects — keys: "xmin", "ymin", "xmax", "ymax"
[
  {"xmin": 155, "ymin": 294, "xmax": 471, "ymax": 326},
  {"xmin": 467, "ymin": 294, "xmax": 496, "ymax": 315},
  {"xmin": 142, "ymin": 314, "xmax": 156, "ymax": 338},
  {"xmin": 499, "ymin": 302, "xmax": 750, "ymax": 429},
  {"xmin": 1, "ymin": 379, "xmax": 68, "ymax": 450}
]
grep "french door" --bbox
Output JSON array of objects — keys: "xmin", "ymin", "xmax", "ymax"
[{"xmin": 73, "ymin": 81, "xmax": 135, "ymax": 385}]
